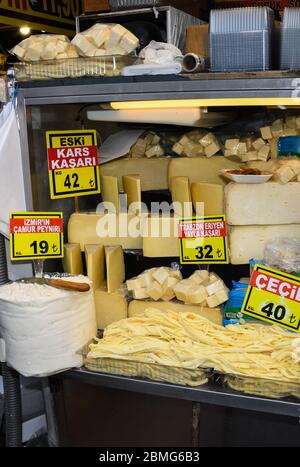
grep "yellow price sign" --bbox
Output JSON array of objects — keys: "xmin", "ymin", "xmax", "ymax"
[
  {"xmin": 46, "ymin": 130, "xmax": 100, "ymax": 199},
  {"xmin": 10, "ymin": 212, "xmax": 64, "ymax": 261},
  {"xmin": 178, "ymin": 216, "xmax": 229, "ymax": 264},
  {"xmin": 242, "ymin": 265, "xmax": 300, "ymax": 332}
]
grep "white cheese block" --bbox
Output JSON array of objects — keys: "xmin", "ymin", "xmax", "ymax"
[
  {"xmin": 95, "ymin": 284, "xmax": 128, "ymax": 329},
  {"xmin": 128, "ymin": 300, "xmax": 222, "ymax": 325},
  {"xmin": 63, "ymin": 243, "xmax": 83, "ymax": 275},
  {"xmin": 225, "ymin": 182, "xmax": 300, "ymax": 225},
  {"xmin": 168, "ymin": 156, "xmax": 240, "ymax": 188},
  {"xmin": 170, "ymin": 176, "xmax": 193, "ymax": 217},
  {"xmin": 101, "ymin": 158, "xmax": 169, "ymax": 191},
  {"xmin": 229, "ymin": 224, "xmax": 300, "ymax": 264},
  {"xmin": 142, "ymin": 215, "xmax": 180, "ymax": 257},
  {"xmin": 72, "ymin": 33, "xmax": 97, "ymax": 57},
  {"xmin": 84, "ymin": 244, "xmax": 105, "ymax": 290},
  {"xmin": 123, "ymin": 174, "xmax": 142, "ymax": 214},
  {"xmin": 105, "ymin": 24, "xmax": 126, "ymax": 49},
  {"xmin": 101, "ymin": 175, "xmax": 120, "ymax": 214},
  {"xmin": 41, "ymin": 43, "xmax": 57, "ymax": 60},
  {"xmin": 191, "ymin": 183, "xmax": 224, "ymax": 216},
  {"xmin": 105, "ymin": 245, "xmax": 125, "ymax": 294},
  {"xmin": 68, "ymin": 212, "xmax": 143, "ymax": 250},
  {"xmin": 119, "ymin": 31, "xmax": 139, "ymax": 53}
]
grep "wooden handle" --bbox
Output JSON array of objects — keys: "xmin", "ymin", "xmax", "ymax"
[{"xmin": 47, "ymin": 279, "xmax": 90, "ymax": 292}]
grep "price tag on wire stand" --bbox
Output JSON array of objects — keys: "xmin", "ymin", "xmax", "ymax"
[
  {"xmin": 178, "ymin": 216, "xmax": 229, "ymax": 264},
  {"xmin": 46, "ymin": 130, "xmax": 100, "ymax": 199},
  {"xmin": 10, "ymin": 212, "xmax": 64, "ymax": 261},
  {"xmin": 242, "ymin": 264, "xmax": 300, "ymax": 332}
]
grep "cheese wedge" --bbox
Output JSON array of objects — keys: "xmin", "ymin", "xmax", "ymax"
[
  {"xmin": 123, "ymin": 174, "xmax": 142, "ymax": 214},
  {"xmin": 63, "ymin": 243, "xmax": 83, "ymax": 275},
  {"xmin": 84, "ymin": 244, "xmax": 105, "ymax": 290},
  {"xmin": 170, "ymin": 176, "xmax": 193, "ymax": 217},
  {"xmin": 101, "ymin": 175, "xmax": 120, "ymax": 213},
  {"xmin": 105, "ymin": 245, "xmax": 125, "ymax": 293},
  {"xmin": 128, "ymin": 300, "xmax": 222, "ymax": 325},
  {"xmin": 95, "ymin": 284, "xmax": 128, "ymax": 329},
  {"xmin": 191, "ymin": 182, "xmax": 224, "ymax": 216}
]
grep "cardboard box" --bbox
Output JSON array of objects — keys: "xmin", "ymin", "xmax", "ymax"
[
  {"xmin": 83, "ymin": 0, "xmax": 110, "ymax": 13},
  {"xmin": 185, "ymin": 24, "xmax": 209, "ymax": 57}
]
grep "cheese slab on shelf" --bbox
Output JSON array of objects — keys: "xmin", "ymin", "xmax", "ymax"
[
  {"xmin": 142, "ymin": 215, "xmax": 180, "ymax": 257},
  {"xmin": 101, "ymin": 158, "xmax": 169, "ymax": 191},
  {"xmin": 128, "ymin": 300, "xmax": 222, "ymax": 325},
  {"xmin": 229, "ymin": 224, "xmax": 300, "ymax": 264},
  {"xmin": 68, "ymin": 212, "xmax": 143, "ymax": 251},
  {"xmin": 95, "ymin": 285, "xmax": 128, "ymax": 329},
  {"xmin": 225, "ymin": 182, "xmax": 300, "ymax": 226},
  {"xmin": 105, "ymin": 245, "xmax": 125, "ymax": 293},
  {"xmin": 191, "ymin": 182, "xmax": 224, "ymax": 216},
  {"xmin": 170, "ymin": 176, "xmax": 193, "ymax": 217},
  {"xmin": 84, "ymin": 244, "xmax": 105, "ymax": 290},
  {"xmin": 100, "ymin": 175, "xmax": 120, "ymax": 214},
  {"xmin": 123, "ymin": 174, "xmax": 142, "ymax": 214},
  {"xmin": 63, "ymin": 243, "xmax": 83, "ymax": 275},
  {"xmin": 168, "ymin": 156, "xmax": 240, "ymax": 188}
]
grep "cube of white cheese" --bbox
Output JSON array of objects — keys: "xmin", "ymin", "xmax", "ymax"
[
  {"xmin": 132, "ymin": 287, "xmax": 149, "ymax": 299},
  {"xmin": 257, "ymin": 145, "xmax": 270, "ymax": 161},
  {"xmin": 72, "ymin": 33, "xmax": 97, "ymax": 57},
  {"xmin": 145, "ymin": 145, "xmax": 164, "ymax": 158},
  {"xmin": 206, "ymin": 279, "xmax": 224, "ymax": 296},
  {"xmin": 126, "ymin": 278, "xmax": 140, "ymax": 291},
  {"xmin": 252, "ymin": 138, "xmax": 265, "ymax": 151},
  {"xmin": 274, "ymin": 165, "xmax": 297, "ymax": 184},
  {"xmin": 174, "ymin": 280, "xmax": 193, "ymax": 302},
  {"xmin": 225, "ymin": 139, "xmax": 240, "ymax": 150},
  {"xmin": 12, "ymin": 44, "xmax": 26, "ymax": 60},
  {"xmin": 260, "ymin": 126, "xmax": 273, "ymax": 140},
  {"xmin": 285, "ymin": 116, "xmax": 297, "ymax": 130},
  {"xmin": 105, "ymin": 24, "xmax": 126, "ymax": 49},
  {"xmin": 237, "ymin": 143, "xmax": 248, "ymax": 155},
  {"xmin": 152, "ymin": 267, "xmax": 169, "ymax": 285},
  {"xmin": 119, "ymin": 31, "xmax": 139, "ymax": 54},
  {"xmin": 147, "ymin": 282, "xmax": 164, "ymax": 301},
  {"xmin": 41, "ymin": 43, "xmax": 57, "ymax": 60},
  {"xmin": 189, "ymin": 285, "xmax": 208, "ymax": 305},
  {"xmin": 205, "ymin": 141, "xmax": 221, "ymax": 158},
  {"xmin": 271, "ymin": 119, "xmax": 284, "ymax": 138},
  {"xmin": 24, "ymin": 44, "xmax": 42, "ymax": 61},
  {"xmin": 173, "ymin": 142, "xmax": 184, "ymax": 156},
  {"xmin": 200, "ymin": 133, "xmax": 215, "ymax": 147}
]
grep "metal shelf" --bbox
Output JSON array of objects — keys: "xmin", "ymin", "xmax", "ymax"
[
  {"xmin": 58, "ymin": 368, "xmax": 300, "ymax": 419},
  {"xmin": 17, "ymin": 71, "xmax": 300, "ymax": 105}
]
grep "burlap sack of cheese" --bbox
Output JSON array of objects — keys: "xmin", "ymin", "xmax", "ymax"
[
  {"xmin": 72, "ymin": 23, "xmax": 139, "ymax": 57},
  {"xmin": 11, "ymin": 34, "xmax": 79, "ymax": 62}
]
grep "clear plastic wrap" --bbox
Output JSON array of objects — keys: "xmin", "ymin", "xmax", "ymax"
[
  {"xmin": 264, "ymin": 237, "xmax": 300, "ymax": 274},
  {"xmin": 72, "ymin": 23, "xmax": 139, "ymax": 57},
  {"xmin": 10, "ymin": 34, "xmax": 78, "ymax": 62}
]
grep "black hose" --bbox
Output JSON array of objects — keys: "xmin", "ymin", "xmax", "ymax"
[{"xmin": 0, "ymin": 234, "xmax": 22, "ymax": 447}]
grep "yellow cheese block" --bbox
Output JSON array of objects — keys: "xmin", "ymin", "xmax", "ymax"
[
  {"xmin": 84, "ymin": 244, "xmax": 105, "ymax": 290},
  {"xmin": 68, "ymin": 212, "xmax": 144, "ymax": 251},
  {"xmin": 105, "ymin": 245, "xmax": 125, "ymax": 293},
  {"xmin": 128, "ymin": 300, "xmax": 222, "ymax": 325},
  {"xmin": 123, "ymin": 174, "xmax": 142, "ymax": 214},
  {"xmin": 100, "ymin": 175, "xmax": 120, "ymax": 214},
  {"xmin": 95, "ymin": 284, "xmax": 128, "ymax": 329},
  {"xmin": 63, "ymin": 243, "xmax": 83, "ymax": 275},
  {"xmin": 142, "ymin": 215, "xmax": 180, "ymax": 257},
  {"xmin": 101, "ymin": 157, "xmax": 169, "ymax": 191},
  {"xmin": 191, "ymin": 182, "xmax": 224, "ymax": 216},
  {"xmin": 170, "ymin": 176, "xmax": 193, "ymax": 217},
  {"xmin": 168, "ymin": 156, "xmax": 240, "ymax": 188}
]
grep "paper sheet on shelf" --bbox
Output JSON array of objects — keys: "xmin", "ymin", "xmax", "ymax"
[
  {"xmin": 122, "ymin": 62, "xmax": 182, "ymax": 76},
  {"xmin": 0, "ymin": 102, "xmax": 26, "ymax": 238},
  {"xmin": 99, "ymin": 129, "xmax": 144, "ymax": 164}
]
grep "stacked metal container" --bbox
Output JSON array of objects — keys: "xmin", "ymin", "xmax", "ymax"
[
  {"xmin": 280, "ymin": 8, "xmax": 300, "ymax": 70},
  {"xmin": 210, "ymin": 7, "xmax": 274, "ymax": 72}
]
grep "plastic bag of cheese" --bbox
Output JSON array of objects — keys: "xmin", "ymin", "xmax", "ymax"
[
  {"xmin": 72, "ymin": 23, "xmax": 139, "ymax": 57},
  {"xmin": 10, "ymin": 34, "xmax": 79, "ymax": 62},
  {"xmin": 0, "ymin": 275, "xmax": 97, "ymax": 377},
  {"xmin": 264, "ymin": 237, "xmax": 300, "ymax": 274}
]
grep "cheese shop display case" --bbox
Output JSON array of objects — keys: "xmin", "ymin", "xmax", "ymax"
[{"xmin": 7, "ymin": 72, "xmax": 300, "ymax": 447}]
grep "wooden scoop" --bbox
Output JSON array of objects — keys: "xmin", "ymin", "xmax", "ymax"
[{"xmin": 20, "ymin": 277, "xmax": 90, "ymax": 292}]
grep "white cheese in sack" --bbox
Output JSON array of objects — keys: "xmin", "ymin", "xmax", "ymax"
[
  {"xmin": 0, "ymin": 276, "xmax": 97, "ymax": 377},
  {"xmin": 225, "ymin": 182, "xmax": 300, "ymax": 225}
]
